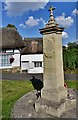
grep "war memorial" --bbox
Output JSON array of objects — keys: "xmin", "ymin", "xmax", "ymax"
[
  {"xmin": 11, "ymin": 6, "xmax": 76, "ymax": 118},
  {"xmin": 35, "ymin": 6, "xmax": 76, "ymax": 117}
]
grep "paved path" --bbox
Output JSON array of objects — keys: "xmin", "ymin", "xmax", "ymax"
[
  {"xmin": 11, "ymin": 89, "xmax": 77, "ymax": 118},
  {"xmin": 1, "ymin": 73, "xmax": 43, "ymax": 80},
  {"xmin": 64, "ymin": 74, "xmax": 77, "ymax": 80},
  {"xmin": 0, "ymin": 73, "xmax": 77, "ymax": 80}
]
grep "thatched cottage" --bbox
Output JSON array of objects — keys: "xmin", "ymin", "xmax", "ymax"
[
  {"xmin": 0, "ymin": 27, "xmax": 43, "ymax": 73},
  {"xmin": 21, "ymin": 38, "xmax": 43, "ymax": 73},
  {"xmin": 0, "ymin": 27, "xmax": 25, "ymax": 72}
]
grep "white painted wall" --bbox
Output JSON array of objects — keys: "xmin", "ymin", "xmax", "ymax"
[
  {"xmin": 12, "ymin": 54, "xmax": 20, "ymax": 67},
  {"xmin": 0, "ymin": 51, "xmax": 44, "ymax": 74},
  {"xmin": 21, "ymin": 62, "xmax": 29, "ymax": 70},
  {"xmin": 12, "ymin": 50, "xmax": 20, "ymax": 67},
  {"xmin": 0, "ymin": 66, "xmax": 12, "ymax": 69},
  {"xmin": 21, "ymin": 54, "xmax": 43, "ymax": 73},
  {"xmin": 6, "ymin": 50, "xmax": 13, "ymax": 53},
  {"xmin": 21, "ymin": 54, "xmax": 43, "ymax": 62},
  {"xmin": 28, "ymin": 67, "xmax": 43, "ymax": 73}
]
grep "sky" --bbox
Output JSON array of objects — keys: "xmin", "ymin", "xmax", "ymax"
[{"xmin": 0, "ymin": 1, "xmax": 78, "ymax": 46}]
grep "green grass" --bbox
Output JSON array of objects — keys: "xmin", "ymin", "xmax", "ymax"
[
  {"xmin": 0, "ymin": 80, "xmax": 2, "ymax": 120},
  {"xmin": 2, "ymin": 80, "xmax": 34, "ymax": 120},
  {"xmin": 1, "ymin": 79, "xmax": 78, "ymax": 120},
  {"xmin": 65, "ymin": 80, "xmax": 78, "ymax": 90}
]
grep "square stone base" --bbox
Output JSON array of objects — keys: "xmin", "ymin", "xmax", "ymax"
[
  {"xmin": 35, "ymin": 98, "xmax": 76, "ymax": 118},
  {"xmin": 35, "ymin": 98, "xmax": 66, "ymax": 118}
]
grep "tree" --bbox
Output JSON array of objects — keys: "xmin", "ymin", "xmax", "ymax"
[
  {"xmin": 6, "ymin": 24, "xmax": 17, "ymax": 30},
  {"xmin": 68, "ymin": 42, "xmax": 76, "ymax": 49},
  {"xmin": 63, "ymin": 42, "xmax": 78, "ymax": 71}
]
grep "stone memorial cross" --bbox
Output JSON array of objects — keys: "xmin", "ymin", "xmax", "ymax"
[{"xmin": 35, "ymin": 6, "xmax": 67, "ymax": 117}]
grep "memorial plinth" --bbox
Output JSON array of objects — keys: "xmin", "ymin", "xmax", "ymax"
[{"xmin": 35, "ymin": 6, "xmax": 68, "ymax": 117}]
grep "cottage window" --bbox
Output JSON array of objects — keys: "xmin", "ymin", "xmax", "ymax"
[
  {"xmin": 34, "ymin": 62, "xmax": 42, "ymax": 67},
  {"xmin": 0, "ymin": 55, "xmax": 12, "ymax": 67}
]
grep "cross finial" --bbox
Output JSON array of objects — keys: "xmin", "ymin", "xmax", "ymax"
[
  {"xmin": 45, "ymin": 6, "xmax": 56, "ymax": 27},
  {"xmin": 48, "ymin": 6, "xmax": 55, "ymax": 17}
]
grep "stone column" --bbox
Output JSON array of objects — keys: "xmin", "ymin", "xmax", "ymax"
[
  {"xmin": 42, "ymin": 33, "xmax": 67, "ymax": 102},
  {"xmin": 35, "ymin": 6, "xmax": 67, "ymax": 117}
]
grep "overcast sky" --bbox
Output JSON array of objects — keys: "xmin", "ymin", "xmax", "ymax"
[{"xmin": 0, "ymin": 1, "xmax": 78, "ymax": 46}]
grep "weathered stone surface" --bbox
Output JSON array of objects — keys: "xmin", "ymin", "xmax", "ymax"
[
  {"xmin": 2, "ymin": 68, "xmax": 12, "ymax": 73},
  {"xmin": 35, "ymin": 97, "xmax": 76, "ymax": 117},
  {"xmin": 43, "ymin": 33, "xmax": 64, "ymax": 89},
  {"xmin": 65, "ymin": 98, "xmax": 76, "ymax": 111},
  {"xmin": 12, "ymin": 67, "xmax": 20, "ymax": 73},
  {"xmin": 41, "ymin": 87, "xmax": 67, "ymax": 103},
  {"xmin": 35, "ymin": 98, "xmax": 66, "ymax": 117},
  {"xmin": 11, "ymin": 90, "xmax": 77, "ymax": 118},
  {"xmin": 0, "ymin": 67, "xmax": 20, "ymax": 73},
  {"xmin": 35, "ymin": 6, "xmax": 72, "ymax": 118}
]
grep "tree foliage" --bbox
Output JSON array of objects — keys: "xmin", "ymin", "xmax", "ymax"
[
  {"xmin": 63, "ymin": 42, "xmax": 78, "ymax": 71},
  {"xmin": 6, "ymin": 24, "xmax": 17, "ymax": 30}
]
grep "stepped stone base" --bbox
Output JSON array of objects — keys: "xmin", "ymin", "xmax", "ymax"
[
  {"xmin": 65, "ymin": 98, "xmax": 76, "ymax": 111},
  {"xmin": 11, "ymin": 90, "xmax": 76, "ymax": 118},
  {"xmin": 35, "ymin": 85, "xmax": 76, "ymax": 117},
  {"xmin": 35, "ymin": 98, "xmax": 66, "ymax": 117},
  {"xmin": 35, "ymin": 98, "xmax": 76, "ymax": 118},
  {"xmin": 41, "ymin": 87, "xmax": 67, "ymax": 103}
]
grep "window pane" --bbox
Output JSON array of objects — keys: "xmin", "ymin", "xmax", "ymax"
[
  {"xmin": 40, "ymin": 62, "xmax": 42, "ymax": 67},
  {"xmin": 34, "ymin": 62, "xmax": 36, "ymax": 67},
  {"xmin": 0, "ymin": 55, "xmax": 12, "ymax": 67},
  {"xmin": 34, "ymin": 62, "xmax": 42, "ymax": 67}
]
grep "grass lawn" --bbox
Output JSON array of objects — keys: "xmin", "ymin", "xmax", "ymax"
[
  {"xmin": 2, "ymin": 80, "xmax": 34, "ymax": 120},
  {"xmin": 1, "ymin": 79, "xmax": 78, "ymax": 120},
  {"xmin": 65, "ymin": 80, "xmax": 78, "ymax": 90}
]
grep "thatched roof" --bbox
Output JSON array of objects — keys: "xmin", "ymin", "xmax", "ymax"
[
  {"xmin": 0, "ymin": 27, "xmax": 25, "ymax": 50},
  {"xmin": 21, "ymin": 38, "xmax": 43, "ymax": 54}
]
